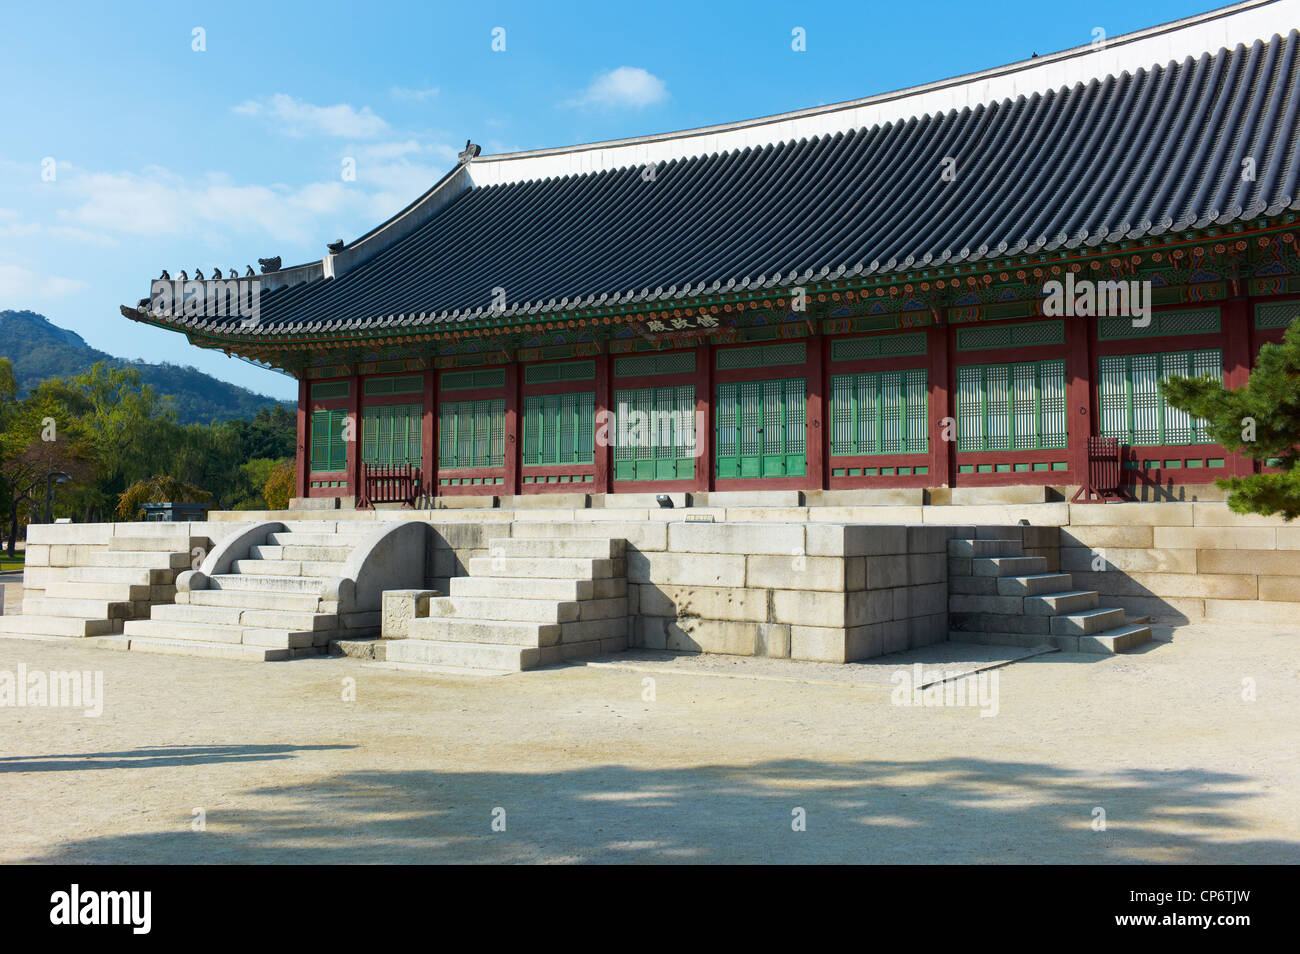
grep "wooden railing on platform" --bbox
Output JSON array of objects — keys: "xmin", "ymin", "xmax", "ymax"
[
  {"xmin": 359, "ymin": 463, "xmax": 422, "ymax": 508},
  {"xmin": 1072, "ymin": 437, "xmax": 1126, "ymax": 503}
]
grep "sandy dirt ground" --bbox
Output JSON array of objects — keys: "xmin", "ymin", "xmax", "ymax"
[{"xmin": 1, "ymin": 619, "xmax": 1298, "ymax": 864}]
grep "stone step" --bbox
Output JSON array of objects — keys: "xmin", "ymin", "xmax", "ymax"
[
  {"xmin": 574, "ymin": 597, "xmax": 629, "ymax": 621},
  {"xmin": 331, "ymin": 636, "xmax": 386, "ymax": 661},
  {"xmin": 447, "ymin": 576, "xmax": 626, "ymax": 600},
  {"xmin": 1024, "ymin": 590, "xmax": 1100, "ymax": 615},
  {"xmin": 67, "ymin": 565, "xmax": 171, "ymax": 585},
  {"xmin": 554, "ymin": 617, "xmax": 629, "ymax": 642},
  {"xmin": 150, "ymin": 603, "xmax": 338, "ymax": 632},
  {"xmin": 21, "ymin": 596, "xmax": 134, "ymax": 620},
  {"xmin": 150, "ymin": 604, "xmax": 244, "ymax": 625},
  {"xmin": 406, "ymin": 617, "xmax": 561, "ymax": 647},
  {"xmin": 122, "ymin": 618, "xmax": 319, "ymax": 649},
  {"xmin": 109, "ymin": 536, "xmax": 203, "ymax": 552},
  {"xmin": 209, "ymin": 574, "xmax": 326, "ymax": 594},
  {"xmin": 465, "ymin": 556, "xmax": 617, "ymax": 580},
  {"xmin": 385, "ymin": 638, "xmax": 538, "ymax": 672},
  {"xmin": 1049, "ymin": 607, "xmax": 1128, "ymax": 637},
  {"xmin": 97, "ymin": 634, "xmax": 295, "ymax": 662},
  {"xmin": 949, "ymin": 612, "xmax": 1053, "ymax": 635},
  {"xmin": 1079, "ymin": 624, "xmax": 1154, "ymax": 654},
  {"xmin": 449, "ymin": 576, "xmax": 593, "ymax": 601},
  {"xmin": 971, "ymin": 556, "xmax": 1047, "ymax": 577},
  {"xmin": 242, "ymin": 609, "xmax": 344, "ymax": 632},
  {"xmin": 265, "ymin": 531, "xmax": 370, "ymax": 548},
  {"xmin": 44, "ymin": 581, "xmax": 151, "ymax": 601},
  {"xmin": 948, "ymin": 538, "xmax": 1023, "ymax": 558},
  {"xmin": 250, "ymin": 544, "xmax": 353, "ymax": 563},
  {"xmin": 485, "ymin": 537, "xmax": 623, "ymax": 559},
  {"xmin": 87, "ymin": 551, "xmax": 189, "ymax": 569},
  {"xmin": 950, "ymin": 623, "xmax": 1153, "ymax": 656},
  {"xmin": 996, "ymin": 573, "xmax": 1074, "ymax": 597},
  {"xmin": 229, "ymin": 559, "xmax": 345, "ymax": 578},
  {"xmin": 427, "ymin": 596, "xmax": 579, "ymax": 624},
  {"xmin": 184, "ymin": 589, "xmax": 323, "ymax": 612},
  {"xmin": 366, "ymin": 659, "xmax": 514, "ymax": 676},
  {"xmin": 0, "ymin": 614, "xmax": 121, "ymax": 638}
]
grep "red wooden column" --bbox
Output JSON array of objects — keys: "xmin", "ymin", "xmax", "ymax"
[
  {"xmin": 295, "ymin": 377, "xmax": 308, "ymax": 500},
  {"xmin": 805, "ymin": 334, "xmax": 826, "ymax": 491},
  {"xmin": 1223, "ymin": 295, "xmax": 1254, "ymax": 478},
  {"xmin": 593, "ymin": 352, "xmax": 612, "ymax": 495},
  {"xmin": 422, "ymin": 368, "xmax": 437, "ymax": 499},
  {"xmin": 503, "ymin": 360, "xmax": 522, "ymax": 496},
  {"xmin": 926, "ymin": 323, "xmax": 953, "ymax": 487},
  {"xmin": 346, "ymin": 371, "xmax": 362, "ymax": 503},
  {"xmin": 1065, "ymin": 316, "xmax": 1093, "ymax": 481},
  {"xmin": 693, "ymin": 341, "xmax": 714, "ymax": 493}
]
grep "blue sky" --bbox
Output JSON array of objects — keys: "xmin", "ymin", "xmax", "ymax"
[{"xmin": 0, "ymin": 0, "xmax": 1215, "ymax": 401}]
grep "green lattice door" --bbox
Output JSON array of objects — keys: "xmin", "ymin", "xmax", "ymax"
[
  {"xmin": 361, "ymin": 403, "xmax": 423, "ymax": 467},
  {"xmin": 716, "ymin": 379, "xmax": 806, "ymax": 478}
]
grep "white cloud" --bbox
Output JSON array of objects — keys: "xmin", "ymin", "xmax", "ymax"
[
  {"xmin": 56, "ymin": 170, "xmax": 374, "ymax": 245},
  {"xmin": 233, "ymin": 93, "xmax": 389, "ymax": 138},
  {"xmin": 390, "ymin": 85, "xmax": 439, "ymax": 101},
  {"xmin": 48, "ymin": 139, "xmax": 462, "ymax": 248},
  {"xmin": 46, "ymin": 225, "xmax": 118, "ymax": 247},
  {"xmin": 565, "ymin": 66, "xmax": 669, "ymax": 109},
  {"xmin": 0, "ymin": 206, "xmax": 116, "ymax": 246},
  {"xmin": 0, "ymin": 264, "xmax": 87, "ymax": 299}
]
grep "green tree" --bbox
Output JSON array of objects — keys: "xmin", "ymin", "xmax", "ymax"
[
  {"xmin": 0, "ymin": 358, "xmax": 17, "ymax": 552},
  {"xmin": 0, "ymin": 379, "xmax": 96, "ymax": 551},
  {"xmin": 1163, "ymin": 320, "xmax": 1300, "ymax": 519},
  {"xmin": 116, "ymin": 475, "xmax": 212, "ymax": 521},
  {"xmin": 262, "ymin": 459, "xmax": 295, "ymax": 511}
]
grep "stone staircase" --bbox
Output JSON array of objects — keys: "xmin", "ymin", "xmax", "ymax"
[
  {"xmin": 0, "ymin": 534, "xmax": 197, "ymax": 640},
  {"xmin": 383, "ymin": 536, "xmax": 629, "ymax": 673},
  {"xmin": 102, "ymin": 523, "xmax": 380, "ymax": 661},
  {"xmin": 948, "ymin": 536, "xmax": 1152, "ymax": 653}
]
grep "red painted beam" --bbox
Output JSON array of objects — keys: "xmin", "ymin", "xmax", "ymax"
[
  {"xmin": 695, "ymin": 342, "xmax": 714, "ymax": 494},
  {"xmin": 346, "ymin": 371, "xmax": 362, "ymax": 503},
  {"xmin": 1222, "ymin": 296, "xmax": 1254, "ymax": 479},
  {"xmin": 806, "ymin": 335, "xmax": 826, "ymax": 492},
  {"xmin": 295, "ymin": 377, "xmax": 308, "ymax": 500},
  {"xmin": 422, "ymin": 369, "xmax": 437, "ymax": 498},
  {"xmin": 593, "ymin": 353, "xmax": 611, "ymax": 495},
  {"xmin": 1065, "ymin": 316, "xmax": 1092, "ymax": 483},
  {"xmin": 503, "ymin": 361, "xmax": 521, "ymax": 496},
  {"xmin": 927, "ymin": 323, "xmax": 953, "ymax": 487}
]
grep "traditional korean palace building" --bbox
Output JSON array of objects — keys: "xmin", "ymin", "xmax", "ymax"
[{"xmin": 125, "ymin": 1, "xmax": 1300, "ymax": 508}]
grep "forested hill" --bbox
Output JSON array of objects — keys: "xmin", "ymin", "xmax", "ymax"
[{"xmin": 0, "ymin": 309, "xmax": 292, "ymax": 425}]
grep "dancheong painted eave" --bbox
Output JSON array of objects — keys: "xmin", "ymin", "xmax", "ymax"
[{"xmin": 123, "ymin": 1, "xmax": 1300, "ymax": 354}]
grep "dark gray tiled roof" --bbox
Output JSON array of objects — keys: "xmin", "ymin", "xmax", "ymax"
[{"xmin": 155, "ymin": 30, "xmax": 1300, "ymax": 337}]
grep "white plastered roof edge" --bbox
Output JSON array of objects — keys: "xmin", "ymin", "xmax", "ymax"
[{"xmin": 468, "ymin": 0, "xmax": 1300, "ymax": 188}]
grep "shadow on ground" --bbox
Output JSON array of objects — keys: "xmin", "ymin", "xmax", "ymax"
[
  {"xmin": 19, "ymin": 754, "xmax": 1298, "ymax": 864},
  {"xmin": 0, "ymin": 744, "xmax": 354, "ymax": 773}
]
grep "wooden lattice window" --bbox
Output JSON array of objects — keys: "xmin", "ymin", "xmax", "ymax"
[
  {"xmin": 522, "ymin": 392, "xmax": 595, "ymax": 466},
  {"xmin": 1098, "ymin": 350, "xmax": 1221, "ymax": 446},
  {"xmin": 830, "ymin": 369, "xmax": 928, "ymax": 456},
  {"xmin": 361, "ymin": 403, "xmax": 422, "ymax": 468},
  {"xmin": 715, "ymin": 378, "xmax": 806, "ymax": 478},
  {"xmin": 438, "ymin": 399, "xmax": 505, "ymax": 469},
  {"xmin": 611, "ymin": 385, "xmax": 696, "ymax": 481},
  {"xmin": 309, "ymin": 409, "xmax": 348, "ymax": 473},
  {"xmin": 956, "ymin": 360, "xmax": 1067, "ymax": 452}
]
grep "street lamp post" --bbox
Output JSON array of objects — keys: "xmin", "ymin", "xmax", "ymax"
[{"xmin": 44, "ymin": 471, "xmax": 72, "ymax": 524}]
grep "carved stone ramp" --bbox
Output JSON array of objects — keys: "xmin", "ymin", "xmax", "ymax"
[{"xmin": 102, "ymin": 520, "xmax": 426, "ymax": 661}]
